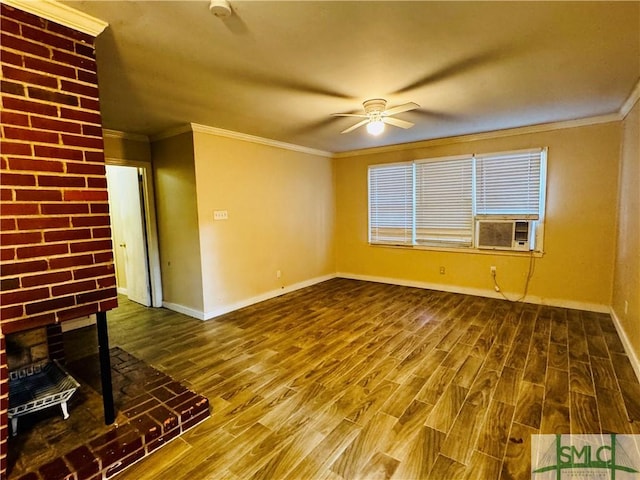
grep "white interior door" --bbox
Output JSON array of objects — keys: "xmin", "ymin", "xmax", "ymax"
[{"xmin": 106, "ymin": 165, "xmax": 151, "ymax": 307}]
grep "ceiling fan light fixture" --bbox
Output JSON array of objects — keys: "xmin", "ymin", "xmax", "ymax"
[
  {"xmin": 331, "ymin": 98, "xmax": 417, "ymax": 135},
  {"xmin": 210, "ymin": 0, "xmax": 232, "ymax": 17},
  {"xmin": 366, "ymin": 119, "xmax": 385, "ymax": 136}
]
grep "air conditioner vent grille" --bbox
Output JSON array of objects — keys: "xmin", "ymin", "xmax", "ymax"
[{"xmin": 476, "ymin": 220, "xmax": 532, "ymax": 251}]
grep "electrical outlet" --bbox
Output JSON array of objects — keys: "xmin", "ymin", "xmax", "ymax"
[
  {"xmin": 490, "ymin": 266, "xmax": 497, "ymax": 276},
  {"xmin": 214, "ymin": 210, "xmax": 228, "ymax": 220},
  {"xmin": 439, "ymin": 266, "xmax": 445, "ymax": 275}
]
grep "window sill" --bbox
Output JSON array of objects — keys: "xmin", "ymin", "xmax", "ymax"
[{"xmin": 369, "ymin": 242, "xmax": 544, "ymax": 258}]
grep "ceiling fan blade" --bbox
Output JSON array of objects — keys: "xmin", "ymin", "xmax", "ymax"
[
  {"xmin": 383, "ymin": 117, "xmax": 414, "ymax": 129},
  {"xmin": 341, "ymin": 119, "xmax": 369, "ymax": 134},
  {"xmin": 330, "ymin": 113, "xmax": 369, "ymax": 118},
  {"xmin": 383, "ymin": 102, "xmax": 420, "ymax": 116}
]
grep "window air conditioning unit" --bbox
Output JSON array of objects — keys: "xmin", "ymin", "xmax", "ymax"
[{"xmin": 476, "ymin": 219, "xmax": 533, "ymax": 251}]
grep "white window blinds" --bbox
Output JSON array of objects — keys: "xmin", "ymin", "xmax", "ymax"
[
  {"xmin": 367, "ymin": 147, "xmax": 547, "ymax": 250},
  {"xmin": 415, "ymin": 157, "xmax": 473, "ymax": 246},
  {"xmin": 368, "ymin": 163, "xmax": 413, "ymax": 244},
  {"xmin": 475, "ymin": 149, "xmax": 544, "ymax": 218}
]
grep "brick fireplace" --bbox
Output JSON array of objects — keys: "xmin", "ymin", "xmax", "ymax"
[{"xmin": 0, "ymin": 3, "xmax": 117, "ymax": 477}]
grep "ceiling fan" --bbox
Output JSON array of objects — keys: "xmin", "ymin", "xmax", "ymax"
[{"xmin": 331, "ymin": 98, "xmax": 420, "ymax": 135}]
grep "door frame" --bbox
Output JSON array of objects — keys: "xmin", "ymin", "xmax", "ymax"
[{"xmin": 105, "ymin": 158, "xmax": 163, "ymax": 308}]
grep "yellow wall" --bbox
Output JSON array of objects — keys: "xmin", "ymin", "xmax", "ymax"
[
  {"xmin": 613, "ymin": 100, "xmax": 640, "ymax": 360},
  {"xmin": 192, "ymin": 131, "xmax": 335, "ymax": 316},
  {"xmin": 152, "ymin": 132, "xmax": 204, "ymax": 312},
  {"xmin": 334, "ymin": 122, "xmax": 621, "ymax": 310}
]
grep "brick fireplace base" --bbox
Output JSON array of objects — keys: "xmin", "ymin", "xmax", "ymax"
[{"xmin": 11, "ymin": 347, "xmax": 209, "ymax": 480}]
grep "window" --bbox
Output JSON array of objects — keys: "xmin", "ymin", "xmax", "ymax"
[
  {"xmin": 368, "ymin": 163, "xmax": 413, "ymax": 244},
  {"xmin": 415, "ymin": 156, "xmax": 473, "ymax": 247},
  {"xmin": 367, "ymin": 148, "xmax": 547, "ymax": 252},
  {"xmin": 475, "ymin": 150, "xmax": 543, "ymax": 218}
]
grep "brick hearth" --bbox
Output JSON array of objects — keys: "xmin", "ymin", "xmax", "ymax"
[{"xmin": 11, "ymin": 347, "xmax": 209, "ymax": 480}]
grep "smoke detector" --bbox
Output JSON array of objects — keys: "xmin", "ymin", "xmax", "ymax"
[{"xmin": 210, "ymin": 0, "xmax": 232, "ymax": 17}]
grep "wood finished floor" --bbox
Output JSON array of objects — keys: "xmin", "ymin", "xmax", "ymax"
[{"xmin": 100, "ymin": 278, "xmax": 640, "ymax": 480}]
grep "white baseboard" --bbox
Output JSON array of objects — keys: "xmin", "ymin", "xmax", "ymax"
[
  {"xmin": 117, "ymin": 287, "xmax": 128, "ymax": 295},
  {"xmin": 162, "ymin": 301, "xmax": 206, "ymax": 320},
  {"xmin": 203, "ymin": 273, "xmax": 336, "ymax": 320},
  {"xmin": 162, "ymin": 274, "xmax": 337, "ymax": 321},
  {"xmin": 336, "ymin": 272, "xmax": 610, "ymax": 313},
  {"xmin": 610, "ymin": 307, "xmax": 640, "ymax": 382}
]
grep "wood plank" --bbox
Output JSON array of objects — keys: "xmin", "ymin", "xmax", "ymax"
[
  {"xmin": 493, "ymin": 366, "xmax": 521, "ymax": 406},
  {"xmin": 602, "ymin": 331, "xmax": 627, "ymax": 354},
  {"xmin": 428, "ymin": 454, "xmax": 467, "ymax": 480},
  {"xmin": 176, "ymin": 422, "xmax": 272, "ymax": 480},
  {"xmin": 415, "ymin": 365, "xmax": 457, "ymax": 405},
  {"xmin": 547, "ymin": 342, "xmax": 568, "ymax": 370},
  {"xmin": 424, "ymin": 382, "xmax": 468, "ymax": 433},
  {"xmin": 483, "ymin": 341, "xmax": 510, "ymax": 372},
  {"xmin": 122, "ymin": 437, "xmax": 192, "ymax": 480},
  {"xmin": 570, "ymin": 392, "xmax": 601, "ymax": 433},
  {"xmin": 330, "ymin": 412, "xmax": 397, "ymax": 479},
  {"xmin": 476, "ymin": 399, "xmax": 515, "ymax": 460},
  {"xmin": 542, "ymin": 366, "xmax": 570, "ymax": 435},
  {"xmin": 222, "ymin": 386, "xmax": 297, "ymax": 437},
  {"xmin": 611, "ymin": 353, "xmax": 639, "ymax": 383},
  {"xmin": 286, "ymin": 419, "xmax": 362, "ymax": 480},
  {"xmin": 522, "ymin": 331, "xmax": 548, "ymax": 385},
  {"xmin": 549, "ymin": 308, "xmax": 568, "ymax": 344},
  {"xmin": 540, "ymin": 401, "xmax": 570, "ymax": 434},
  {"xmin": 355, "ymin": 452, "xmax": 400, "ymax": 480},
  {"xmin": 591, "ymin": 356, "xmax": 618, "ymax": 390},
  {"xmin": 619, "ymin": 380, "xmax": 640, "ymax": 423},
  {"xmin": 464, "ymin": 451, "xmax": 501, "ymax": 480},
  {"xmin": 594, "ymin": 385, "xmax": 633, "ymax": 434},
  {"xmin": 345, "ymin": 380, "xmax": 399, "ymax": 426},
  {"xmin": 384, "ymin": 399, "xmax": 435, "ymax": 460},
  {"xmin": 569, "ymin": 360, "xmax": 595, "ymax": 395},
  {"xmin": 545, "ymin": 367, "xmax": 569, "ymax": 407},
  {"xmin": 567, "ymin": 311, "xmax": 589, "ymax": 362},
  {"xmin": 503, "ymin": 338, "xmax": 529, "ymax": 372},
  {"xmin": 451, "ymin": 355, "xmax": 483, "ymax": 389},
  {"xmin": 465, "ymin": 366, "xmax": 501, "ymax": 409},
  {"xmin": 585, "ymin": 333, "xmax": 610, "ymax": 359},
  {"xmin": 440, "ymin": 400, "xmax": 487, "ymax": 464},
  {"xmin": 380, "ymin": 375, "xmax": 424, "ymax": 418},
  {"xmin": 500, "ymin": 422, "xmax": 537, "ymax": 480},
  {"xmin": 390, "ymin": 426, "xmax": 444, "ymax": 480},
  {"xmin": 249, "ymin": 428, "xmax": 325, "ymax": 480},
  {"xmin": 513, "ymin": 381, "xmax": 544, "ymax": 430}
]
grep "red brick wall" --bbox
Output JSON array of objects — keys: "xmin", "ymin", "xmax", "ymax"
[
  {"xmin": 0, "ymin": 332, "xmax": 7, "ymax": 476},
  {"xmin": 0, "ymin": 4, "xmax": 117, "ymax": 476}
]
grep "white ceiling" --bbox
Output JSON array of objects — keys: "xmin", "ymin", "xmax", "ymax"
[{"xmin": 62, "ymin": 1, "xmax": 639, "ymax": 153}]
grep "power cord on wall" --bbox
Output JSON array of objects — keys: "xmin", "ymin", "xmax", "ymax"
[{"xmin": 491, "ymin": 250, "xmax": 536, "ymax": 302}]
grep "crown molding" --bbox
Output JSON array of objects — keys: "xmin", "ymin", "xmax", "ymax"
[
  {"xmin": 333, "ymin": 113, "xmax": 622, "ymax": 158},
  {"xmin": 620, "ymin": 78, "xmax": 640, "ymax": 119},
  {"xmin": 102, "ymin": 129, "xmax": 149, "ymax": 142},
  {"xmin": 189, "ymin": 123, "xmax": 332, "ymax": 158},
  {"xmin": 1, "ymin": 0, "xmax": 108, "ymax": 36}
]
